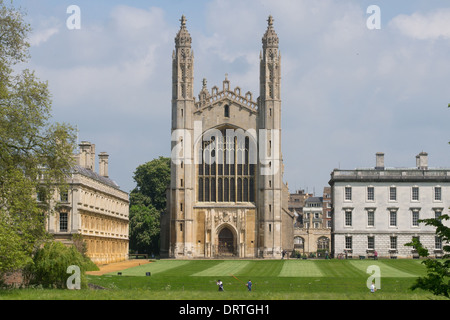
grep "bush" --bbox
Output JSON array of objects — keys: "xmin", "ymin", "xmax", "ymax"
[
  {"xmin": 25, "ymin": 241, "xmax": 96, "ymax": 289},
  {"xmin": 292, "ymin": 250, "xmax": 301, "ymax": 259}
]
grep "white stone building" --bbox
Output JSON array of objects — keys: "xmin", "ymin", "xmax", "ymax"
[{"xmin": 329, "ymin": 152, "xmax": 450, "ymax": 259}]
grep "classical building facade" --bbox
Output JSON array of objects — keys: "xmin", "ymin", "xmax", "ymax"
[
  {"xmin": 45, "ymin": 141, "xmax": 129, "ymax": 264},
  {"xmin": 329, "ymin": 152, "xmax": 450, "ymax": 259},
  {"xmin": 292, "ymin": 191, "xmax": 331, "ymax": 257},
  {"xmin": 160, "ymin": 16, "xmax": 294, "ymax": 259}
]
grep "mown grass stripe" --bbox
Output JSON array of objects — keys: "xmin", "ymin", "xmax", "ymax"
[
  {"xmin": 381, "ymin": 259, "xmax": 428, "ymax": 276},
  {"xmin": 192, "ymin": 260, "xmax": 250, "ymax": 277},
  {"xmin": 315, "ymin": 259, "xmax": 367, "ymax": 278},
  {"xmin": 348, "ymin": 260, "xmax": 419, "ymax": 277},
  {"xmin": 279, "ymin": 260, "xmax": 325, "ymax": 277},
  {"xmin": 106, "ymin": 260, "xmax": 191, "ymax": 276},
  {"xmin": 237, "ymin": 260, "xmax": 285, "ymax": 277}
]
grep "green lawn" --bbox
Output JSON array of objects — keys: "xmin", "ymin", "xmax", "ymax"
[{"xmin": 1, "ymin": 259, "xmax": 447, "ymax": 300}]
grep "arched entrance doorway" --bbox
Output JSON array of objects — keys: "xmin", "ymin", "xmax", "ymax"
[{"xmin": 218, "ymin": 227, "xmax": 234, "ymax": 256}]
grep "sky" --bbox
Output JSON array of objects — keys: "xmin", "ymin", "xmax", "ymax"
[{"xmin": 12, "ymin": 0, "xmax": 450, "ymax": 195}]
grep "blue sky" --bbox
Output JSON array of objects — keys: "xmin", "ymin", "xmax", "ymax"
[{"xmin": 13, "ymin": 0, "xmax": 450, "ymax": 194}]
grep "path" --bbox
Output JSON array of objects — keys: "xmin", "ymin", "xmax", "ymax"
[{"xmin": 86, "ymin": 259, "xmax": 152, "ymax": 276}]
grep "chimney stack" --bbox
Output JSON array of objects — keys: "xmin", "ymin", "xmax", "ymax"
[
  {"xmin": 99, "ymin": 152, "xmax": 109, "ymax": 178},
  {"xmin": 417, "ymin": 152, "xmax": 428, "ymax": 170},
  {"xmin": 78, "ymin": 141, "xmax": 95, "ymax": 171},
  {"xmin": 375, "ymin": 152, "xmax": 384, "ymax": 170}
]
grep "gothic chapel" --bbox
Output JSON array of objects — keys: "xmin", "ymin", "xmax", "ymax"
[{"xmin": 160, "ymin": 16, "xmax": 293, "ymax": 259}]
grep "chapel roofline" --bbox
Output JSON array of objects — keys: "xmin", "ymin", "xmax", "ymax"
[{"xmin": 195, "ymin": 75, "xmax": 258, "ymax": 113}]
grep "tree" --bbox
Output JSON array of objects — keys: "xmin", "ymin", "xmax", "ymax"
[
  {"xmin": 24, "ymin": 241, "xmax": 96, "ymax": 289},
  {"xmin": 129, "ymin": 156, "xmax": 170, "ymax": 255},
  {"xmin": 129, "ymin": 204, "xmax": 161, "ymax": 255},
  {"xmin": 409, "ymin": 104, "xmax": 450, "ymax": 297},
  {"xmin": 405, "ymin": 215, "xmax": 450, "ymax": 298},
  {"xmin": 0, "ymin": 1, "xmax": 76, "ymax": 274},
  {"xmin": 130, "ymin": 156, "xmax": 171, "ymax": 211}
]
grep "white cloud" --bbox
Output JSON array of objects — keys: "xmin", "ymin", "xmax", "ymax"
[
  {"xmin": 29, "ymin": 27, "xmax": 59, "ymax": 46},
  {"xmin": 27, "ymin": 14, "xmax": 62, "ymax": 47},
  {"xmin": 390, "ymin": 8, "xmax": 450, "ymax": 40},
  {"xmin": 33, "ymin": 5, "xmax": 172, "ymax": 115}
]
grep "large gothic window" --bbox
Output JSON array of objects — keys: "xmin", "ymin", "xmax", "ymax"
[{"xmin": 198, "ymin": 128, "xmax": 255, "ymax": 203}]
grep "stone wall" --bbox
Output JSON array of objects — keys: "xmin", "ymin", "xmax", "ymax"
[{"xmin": 333, "ymin": 233, "xmax": 441, "ymax": 258}]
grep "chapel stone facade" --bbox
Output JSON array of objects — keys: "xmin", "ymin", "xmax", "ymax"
[{"xmin": 160, "ymin": 16, "xmax": 294, "ymax": 259}]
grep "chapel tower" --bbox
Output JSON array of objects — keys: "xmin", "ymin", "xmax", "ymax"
[
  {"xmin": 168, "ymin": 15, "xmax": 195, "ymax": 257},
  {"xmin": 258, "ymin": 15, "xmax": 285, "ymax": 257}
]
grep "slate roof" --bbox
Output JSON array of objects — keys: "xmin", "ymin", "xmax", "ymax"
[
  {"xmin": 305, "ymin": 196, "xmax": 323, "ymax": 203},
  {"xmin": 73, "ymin": 165, "xmax": 120, "ymax": 190}
]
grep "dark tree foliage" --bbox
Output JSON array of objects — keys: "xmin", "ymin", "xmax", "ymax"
[
  {"xmin": 129, "ymin": 156, "xmax": 171, "ymax": 255},
  {"xmin": 405, "ymin": 215, "xmax": 450, "ymax": 298},
  {"xmin": 129, "ymin": 204, "xmax": 161, "ymax": 255},
  {"xmin": 130, "ymin": 156, "xmax": 171, "ymax": 211}
]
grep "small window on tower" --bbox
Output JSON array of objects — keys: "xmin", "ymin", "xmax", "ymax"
[{"xmin": 224, "ymin": 105, "xmax": 230, "ymax": 118}]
